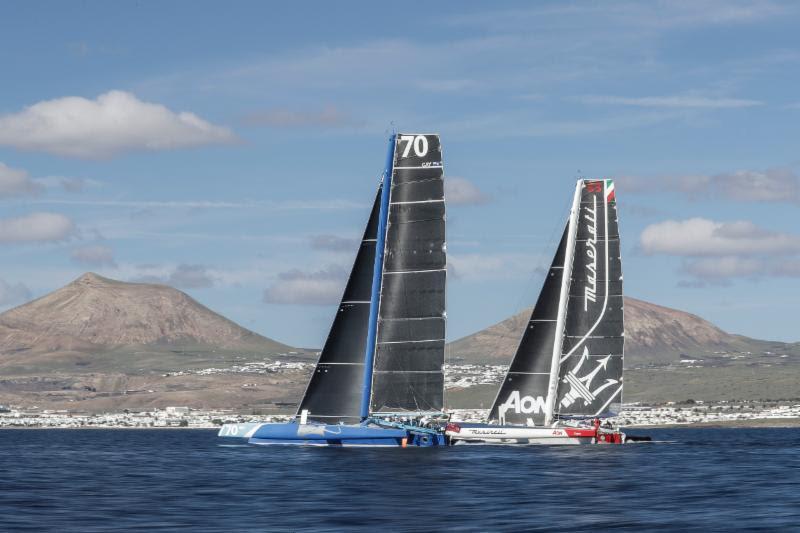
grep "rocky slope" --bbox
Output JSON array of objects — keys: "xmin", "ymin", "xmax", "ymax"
[
  {"xmin": 0, "ymin": 273, "xmax": 291, "ymax": 365},
  {"xmin": 448, "ymin": 296, "xmax": 792, "ymax": 366}
]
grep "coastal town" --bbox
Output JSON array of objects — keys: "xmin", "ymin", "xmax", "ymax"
[{"xmin": 2, "ymin": 400, "xmax": 798, "ymax": 429}]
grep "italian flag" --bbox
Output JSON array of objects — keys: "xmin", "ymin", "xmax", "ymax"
[{"xmin": 604, "ymin": 179, "xmax": 615, "ymax": 203}]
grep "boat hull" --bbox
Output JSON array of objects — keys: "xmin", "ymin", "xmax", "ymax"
[
  {"xmin": 219, "ymin": 422, "xmax": 446, "ymax": 447},
  {"xmin": 446, "ymin": 423, "xmax": 625, "ymax": 445}
]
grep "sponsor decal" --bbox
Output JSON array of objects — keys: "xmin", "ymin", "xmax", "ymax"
[
  {"xmin": 469, "ymin": 429, "xmax": 506, "ymax": 436},
  {"xmin": 584, "ymin": 194, "xmax": 598, "ymax": 311},
  {"xmin": 498, "ymin": 390, "xmax": 546, "ymax": 425},
  {"xmin": 499, "ymin": 390, "xmax": 547, "ymax": 416},
  {"xmin": 560, "ymin": 347, "xmax": 618, "ymax": 409}
]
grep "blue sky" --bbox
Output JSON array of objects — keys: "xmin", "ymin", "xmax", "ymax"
[{"xmin": 1, "ymin": 1, "xmax": 799, "ymax": 346}]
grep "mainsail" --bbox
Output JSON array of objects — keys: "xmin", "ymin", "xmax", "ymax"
[
  {"xmin": 297, "ymin": 189, "xmax": 382, "ymax": 424},
  {"xmin": 297, "ymin": 134, "xmax": 446, "ymax": 423},
  {"xmin": 489, "ymin": 179, "xmax": 623, "ymax": 426},
  {"xmin": 369, "ymin": 134, "xmax": 446, "ymax": 415}
]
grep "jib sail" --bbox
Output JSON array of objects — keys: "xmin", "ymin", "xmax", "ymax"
[{"xmin": 296, "ymin": 188, "xmax": 382, "ymax": 424}]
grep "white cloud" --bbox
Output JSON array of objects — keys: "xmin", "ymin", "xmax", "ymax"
[
  {"xmin": 0, "ymin": 90, "xmax": 235, "ymax": 158},
  {"xmin": 0, "ymin": 278, "xmax": 32, "ymax": 307},
  {"xmin": 448, "ymin": 253, "xmax": 539, "ymax": 281},
  {"xmin": 133, "ymin": 264, "xmax": 217, "ymax": 289},
  {"xmin": 0, "ymin": 162, "xmax": 42, "ymax": 197},
  {"xmin": 449, "ymin": 1, "xmax": 789, "ymax": 31},
  {"xmin": 577, "ymin": 94, "xmax": 763, "ymax": 108},
  {"xmin": 712, "ymin": 169, "xmax": 800, "ymax": 203},
  {"xmin": 0, "ymin": 212, "xmax": 75, "ymax": 243},
  {"xmin": 681, "ymin": 256, "xmax": 765, "ymax": 279},
  {"xmin": 71, "ymin": 245, "xmax": 117, "ymax": 268},
  {"xmin": 34, "ymin": 176, "xmax": 100, "ymax": 193},
  {"xmin": 309, "ymin": 234, "xmax": 359, "ymax": 252},
  {"xmin": 263, "ymin": 265, "xmax": 347, "ymax": 305},
  {"xmin": 680, "ymin": 256, "xmax": 800, "ymax": 284},
  {"xmin": 26, "ymin": 198, "xmax": 365, "ymax": 210},
  {"xmin": 619, "ymin": 167, "xmax": 800, "ymax": 204},
  {"xmin": 241, "ymin": 105, "xmax": 359, "ymax": 128},
  {"xmin": 640, "ymin": 218, "xmax": 800, "ymax": 257},
  {"xmin": 445, "ymin": 177, "xmax": 491, "ymax": 205}
]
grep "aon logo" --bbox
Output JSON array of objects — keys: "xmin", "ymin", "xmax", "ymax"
[{"xmin": 500, "ymin": 390, "xmax": 546, "ymax": 415}]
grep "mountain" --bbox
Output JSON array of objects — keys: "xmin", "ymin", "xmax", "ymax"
[
  {"xmin": 448, "ymin": 296, "xmax": 794, "ymax": 366},
  {"xmin": 0, "ymin": 273, "xmax": 292, "ymax": 372},
  {"xmin": 0, "ymin": 273, "xmax": 308, "ymax": 413},
  {"xmin": 1, "ymin": 274, "xmax": 796, "ymax": 411}
]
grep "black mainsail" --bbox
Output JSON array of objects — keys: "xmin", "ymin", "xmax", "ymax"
[
  {"xmin": 298, "ymin": 134, "xmax": 446, "ymax": 423},
  {"xmin": 489, "ymin": 179, "xmax": 623, "ymax": 426},
  {"xmin": 296, "ymin": 189, "xmax": 382, "ymax": 424},
  {"xmin": 370, "ymin": 134, "xmax": 446, "ymax": 415}
]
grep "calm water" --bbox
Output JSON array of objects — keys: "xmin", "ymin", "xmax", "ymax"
[{"xmin": 1, "ymin": 427, "xmax": 798, "ymax": 532}]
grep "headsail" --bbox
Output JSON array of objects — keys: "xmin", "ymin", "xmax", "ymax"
[
  {"xmin": 488, "ymin": 179, "xmax": 623, "ymax": 426},
  {"xmin": 488, "ymin": 226, "xmax": 569, "ymax": 426},
  {"xmin": 296, "ymin": 188, "xmax": 382, "ymax": 424},
  {"xmin": 369, "ymin": 134, "xmax": 446, "ymax": 415}
]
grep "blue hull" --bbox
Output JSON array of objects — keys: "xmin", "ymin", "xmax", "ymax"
[{"xmin": 247, "ymin": 422, "xmax": 445, "ymax": 447}]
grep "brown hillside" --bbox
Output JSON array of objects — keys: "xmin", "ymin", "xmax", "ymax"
[
  {"xmin": 0, "ymin": 273, "xmax": 290, "ymax": 356},
  {"xmin": 448, "ymin": 296, "xmax": 788, "ymax": 366}
]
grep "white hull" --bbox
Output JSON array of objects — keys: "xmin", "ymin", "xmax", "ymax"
[{"xmin": 446, "ymin": 424, "xmax": 624, "ymax": 445}]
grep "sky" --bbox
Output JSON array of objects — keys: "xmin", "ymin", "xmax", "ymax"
[{"xmin": 1, "ymin": 1, "xmax": 799, "ymax": 347}]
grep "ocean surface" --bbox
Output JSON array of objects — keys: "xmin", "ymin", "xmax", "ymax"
[{"xmin": 1, "ymin": 427, "xmax": 798, "ymax": 532}]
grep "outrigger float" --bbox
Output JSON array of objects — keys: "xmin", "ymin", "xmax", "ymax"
[{"xmin": 219, "ymin": 133, "xmax": 449, "ymax": 447}]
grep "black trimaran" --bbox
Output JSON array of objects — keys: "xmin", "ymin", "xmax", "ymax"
[{"xmin": 219, "ymin": 133, "xmax": 449, "ymax": 446}]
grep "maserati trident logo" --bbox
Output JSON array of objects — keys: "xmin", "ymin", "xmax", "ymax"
[{"xmin": 560, "ymin": 346, "xmax": 618, "ymax": 409}]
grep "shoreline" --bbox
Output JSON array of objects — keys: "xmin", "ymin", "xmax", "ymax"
[
  {"xmin": 2, "ymin": 417, "xmax": 799, "ymax": 430},
  {"xmin": 627, "ymin": 417, "xmax": 800, "ymax": 429}
]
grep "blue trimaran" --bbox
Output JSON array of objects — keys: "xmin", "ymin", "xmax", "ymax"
[{"xmin": 219, "ymin": 133, "xmax": 448, "ymax": 446}]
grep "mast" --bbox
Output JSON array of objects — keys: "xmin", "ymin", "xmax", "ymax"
[
  {"xmin": 359, "ymin": 135, "xmax": 396, "ymax": 420},
  {"xmin": 544, "ymin": 180, "xmax": 582, "ymax": 426}
]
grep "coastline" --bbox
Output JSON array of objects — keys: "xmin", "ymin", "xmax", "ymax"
[{"xmin": 628, "ymin": 417, "xmax": 800, "ymax": 429}]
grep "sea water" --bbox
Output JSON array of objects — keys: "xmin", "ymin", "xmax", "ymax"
[{"xmin": 1, "ymin": 427, "xmax": 798, "ymax": 531}]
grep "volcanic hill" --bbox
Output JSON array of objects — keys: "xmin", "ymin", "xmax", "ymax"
[
  {"xmin": 0, "ymin": 273, "xmax": 294, "ymax": 374},
  {"xmin": 448, "ymin": 297, "xmax": 790, "ymax": 366}
]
